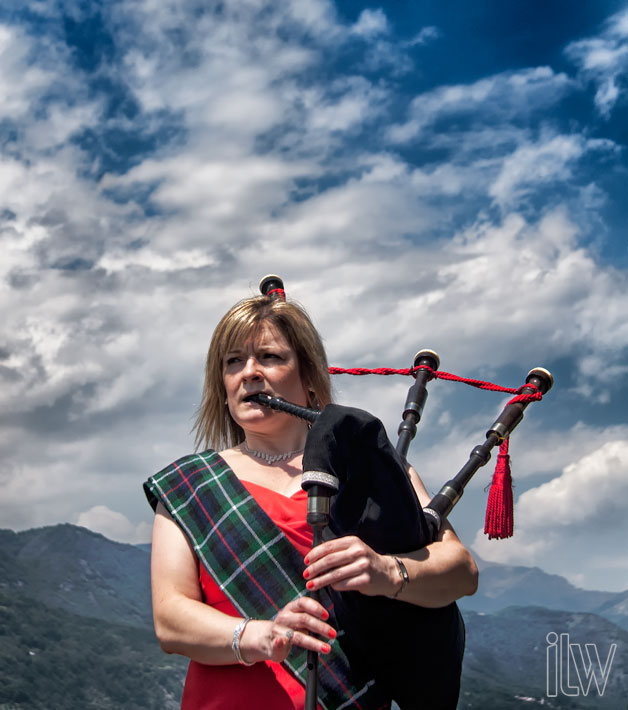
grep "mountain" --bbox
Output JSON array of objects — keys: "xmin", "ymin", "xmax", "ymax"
[
  {"xmin": 4, "ymin": 523, "xmax": 626, "ymax": 631},
  {"xmin": 459, "ymin": 606, "xmax": 628, "ymax": 709},
  {"xmin": 0, "ymin": 589, "xmax": 187, "ymax": 709},
  {"xmin": 1, "ymin": 524, "xmax": 627, "ymax": 708},
  {"xmin": 0, "ymin": 524, "xmax": 153, "ymax": 628},
  {"xmin": 460, "ymin": 556, "xmax": 628, "ymax": 630}
]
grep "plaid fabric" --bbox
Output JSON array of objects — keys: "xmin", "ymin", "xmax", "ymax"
[{"xmin": 144, "ymin": 449, "xmax": 387, "ymax": 710}]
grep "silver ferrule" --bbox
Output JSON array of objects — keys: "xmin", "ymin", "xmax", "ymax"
[
  {"xmin": 308, "ymin": 496, "xmax": 331, "ymax": 515},
  {"xmin": 488, "ymin": 421, "xmax": 510, "ymax": 440},
  {"xmin": 440, "ymin": 484, "xmax": 462, "ymax": 507}
]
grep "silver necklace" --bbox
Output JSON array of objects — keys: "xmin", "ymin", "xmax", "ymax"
[{"xmin": 242, "ymin": 441, "xmax": 304, "ymax": 464}]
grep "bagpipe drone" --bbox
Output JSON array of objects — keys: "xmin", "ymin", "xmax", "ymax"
[{"xmin": 257, "ymin": 275, "xmax": 553, "ymax": 710}]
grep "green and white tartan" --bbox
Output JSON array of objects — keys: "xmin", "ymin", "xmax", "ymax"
[{"xmin": 144, "ymin": 449, "xmax": 387, "ymax": 710}]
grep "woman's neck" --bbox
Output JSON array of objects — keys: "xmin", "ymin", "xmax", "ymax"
[{"xmin": 242, "ymin": 422, "xmax": 308, "ymax": 457}]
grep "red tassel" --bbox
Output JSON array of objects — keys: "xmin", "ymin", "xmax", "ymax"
[{"xmin": 484, "ymin": 438, "xmax": 514, "ymax": 539}]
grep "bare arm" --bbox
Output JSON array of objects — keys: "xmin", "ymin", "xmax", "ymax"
[
  {"xmin": 304, "ymin": 465, "xmax": 478, "ymax": 608},
  {"xmin": 397, "ymin": 463, "xmax": 479, "ymax": 606},
  {"xmin": 151, "ymin": 502, "xmax": 335, "ymax": 664}
]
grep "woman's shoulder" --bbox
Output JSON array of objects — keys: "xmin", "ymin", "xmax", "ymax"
[
  {"xmin": 217, "ymin": 446, "xmax": 241, "ymax": 469},
  {"xmin": 149, "ymin": 449, "xmax": 226, "ymax": 484}
]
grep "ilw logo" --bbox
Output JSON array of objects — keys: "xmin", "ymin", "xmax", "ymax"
[{"xmin": 546, "ymin": 632, "xmax": 617, "ymax": 697}]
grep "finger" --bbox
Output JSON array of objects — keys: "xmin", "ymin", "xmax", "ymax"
[
  {"xmin": 288, "ymin": 612, "xmax": 337, "ymax": 640},
  {"xmin": 283, "ymin": 629, "xmax": 333, "ymax": 656},
  {"xmin": 270, "ymin": 633, "xmax": 292, "ymax": 663},
  {"xmin": 282, "ymin": 595, "xmax": 330, "ymax": 620},
  {"xmin": 305, "ymin": 536, "xmax": 358, "ymax": 565},
  {"xmin": 274, "ymin": 606, "xmax": 336, "ymax": 639},
  {"xmin": 287, "ymin": 596, "xmax": 329, "ymax": 621},
  {"xmin": 304, "ymin": 548, "xmax": 361, "ymax": 581},
  {"xmin": 306, "ymin": 559, "xmax": 370, "ymax": 593}
]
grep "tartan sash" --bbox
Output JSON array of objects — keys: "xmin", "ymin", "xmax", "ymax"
[{"xmin": 144, "ymin": 449, "xmax": 386, "ymax": 710}]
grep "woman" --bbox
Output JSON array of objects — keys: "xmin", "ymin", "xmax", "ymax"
[{"xmin": 145, "ymin": 293, "xmax": 478, "ymax": 710}]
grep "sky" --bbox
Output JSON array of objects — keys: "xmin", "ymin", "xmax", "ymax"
[{"xmin": 1, "ymin": 0, "xmax": 627, "ymax": 593}]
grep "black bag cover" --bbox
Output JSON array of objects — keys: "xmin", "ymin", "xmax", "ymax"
[{"xmin": 303, "ymin": 404, "xmax": 465, "ymax": 710}]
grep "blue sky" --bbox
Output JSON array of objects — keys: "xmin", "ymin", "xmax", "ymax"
[{"xmin": 1, "ymin": 0, "xmax": 627, "ymax": 592}]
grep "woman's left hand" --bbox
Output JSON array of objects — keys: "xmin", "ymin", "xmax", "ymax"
[{"xmin": 303, "ymin": 536, "xmax": 399, "ymax": 597}]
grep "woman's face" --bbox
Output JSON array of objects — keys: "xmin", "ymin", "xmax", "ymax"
[{"xmin": 222, "ymin": 321, "xmax": 309, "ymax": 433}]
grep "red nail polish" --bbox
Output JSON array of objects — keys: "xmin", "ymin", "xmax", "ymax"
[
  {"xmin": 306, "ymin": 581, "xmax": 314, "ymax": 590},
  {"xmin": 321, "ymin": 644, "xmax": 331, "ymax": 654},
  {"xmin": 321, "ymin": 610, "xmax": 329, "ymax": 621},
  {"xmin": 328, "ymin": 628, "xmax": 336, "ymax": 639},
  {"xmin": 303, "ymin": 569, "xmax": 309, "ymax": 579},
  {"xmin": 304, "ymin": 556, "xmax": 309, "ymax": 564}
]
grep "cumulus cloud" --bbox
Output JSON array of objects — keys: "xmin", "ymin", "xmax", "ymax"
[
  {"xmin": 0, "ymin": 0, "xmax": 627, "ymax": 595},
  {"xmin": 472, "ymin": 441, "xmax": 628, "ymax": 590},
  {"xmin": 76, "ymin": 505, "xmax": 152, "ymax": 544},
  {"xmin": 351, "ymin": 9, "xmax": 389, "ymax": 38},
  {"xmin": 0, "ymin": 24, "xmax": 52, "ymax": 119}
]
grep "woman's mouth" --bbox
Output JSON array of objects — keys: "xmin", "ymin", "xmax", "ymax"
[{"xmin": 243, "ymin": 392, "xmax": 267, "ymax": 403}]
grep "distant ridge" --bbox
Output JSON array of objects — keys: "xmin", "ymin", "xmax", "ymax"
[
  {"xmin": 460, "ymin": 555, "xmax": 628, "ymax": 629},
  {"xmin": 461, "ymin": 606, "xmax": 628, "ymax": 709},
  {"xmin": 0, "ymin": 524, "xmax": 153, "ymax": 627},
  {"xmin": 1, "ymin": 524, "xmax": 627, "ymax": 709},
  {"xmin": 2, "ymin": 524, "xmax": 626, "ymax": 630},
  {"xmin": 0, "ymin": 588, "xmax": 187, "ymax": 709}
]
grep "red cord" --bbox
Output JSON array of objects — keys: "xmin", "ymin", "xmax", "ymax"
[
  {"xmin": 329, "ymin": 364, "xmax": 541, "ymax": 399},
  {"xmin": 328, "ymin": 364, "xmax": 543, "ymax": 540},
  {"xmin": 328, "ymin": 367, "xmax": 415, "ymax": 376},
  {"xmin": 266, "ymin": 288, "xmax": 286, "ymax": 301}
]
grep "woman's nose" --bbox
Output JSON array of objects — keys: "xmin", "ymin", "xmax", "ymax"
[{"xmin": 242, "ymin": 356, "xmax": 262, "ymax": 380}]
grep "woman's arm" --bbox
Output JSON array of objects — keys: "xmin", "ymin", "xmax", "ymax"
[
  {"xmin": 303, "ymin": 465, "xmax": 478, "ymax": 608},
  {"xmin": 151, "ymin": 502, "xmax": 335, "ymax": 664}
]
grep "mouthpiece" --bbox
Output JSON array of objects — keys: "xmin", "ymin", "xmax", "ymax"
[{"xmin": 248, "ymin": 392, "xmax": 319, "ymax": 423}]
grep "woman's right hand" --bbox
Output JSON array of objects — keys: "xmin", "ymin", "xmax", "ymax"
[{"xmin": 240, "ymin": 596, "xmax": 336, "ymax": 663}]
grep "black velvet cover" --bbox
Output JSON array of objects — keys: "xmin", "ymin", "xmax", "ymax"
[{"xmin": 303, "ymin": 404, "xmax": 465, "ymax": 710}]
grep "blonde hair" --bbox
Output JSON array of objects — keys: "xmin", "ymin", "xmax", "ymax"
[{"xmin": 194, "ymin": 295, "xmax": 331, "ymax": 451}]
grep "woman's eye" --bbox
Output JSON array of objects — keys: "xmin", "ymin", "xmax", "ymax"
[{"xmin": 225, "ymin": 356, "xmax": 240, "ymax": 365}]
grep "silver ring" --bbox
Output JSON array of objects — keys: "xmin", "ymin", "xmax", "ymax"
[{"xmin": 285, "ymin": 629, "xmax": 294, "ymax": 642}]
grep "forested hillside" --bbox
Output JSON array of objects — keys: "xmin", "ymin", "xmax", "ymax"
[{"xmin": 1, "ymin": 525, "xmax": 626, "ymax": 709}]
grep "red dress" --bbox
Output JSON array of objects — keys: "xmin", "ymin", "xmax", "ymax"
[{"xmin": 181, "ymin": 480, "xmax": 312, "ymax": 710}]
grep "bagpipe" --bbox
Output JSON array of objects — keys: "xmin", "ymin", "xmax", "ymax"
[{"xmin": 257, "ymin": 275, "xmax": 554, "ymax": 710}]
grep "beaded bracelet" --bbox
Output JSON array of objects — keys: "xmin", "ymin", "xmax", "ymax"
[{"xmin": 232, "ymin": 617, "xmax": 255, "ymax": 665}]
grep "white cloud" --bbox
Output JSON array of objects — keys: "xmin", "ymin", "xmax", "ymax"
[
  {"xmin": 488, "ymin": 134, "xmax": 615, "ymax": 207},
  {"xmin": 0, "ymin": 24, "xmax": 52, "ymax": 120},
  {"xmin": 472, "ymin": 440, "xmax": 628, "ymax": 590},
  {"xmin": 304, "ymin": 77, "xmax": 388, "ymax": 133},
  {"xmin": 519, "ymin": 440, "xmax": 628, "ymax": 528},
  {"xmin": 405, "ymin": 26, "xmax": 441, "ymax": 47},
  {"xmin": 351, "ymin": 9, "xmax": 389, "ymax": 38},
  {"xmin": 76, "ymin": 505, "xmax": 152, "ymax": 544},
  {"xmin": 267, "ymin": 204, "xmax": 628, "ymax": 388},
  {"xmin": 387, "ymin": 67, "xmax": 573, "ymax": 144},
  {"xmin": 1, "ymin": 0, "xmax": 627, "ymax": 596},
  {"xmin": 565, "ymin": 7, "xmax": 628, "ymax": 116}
]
